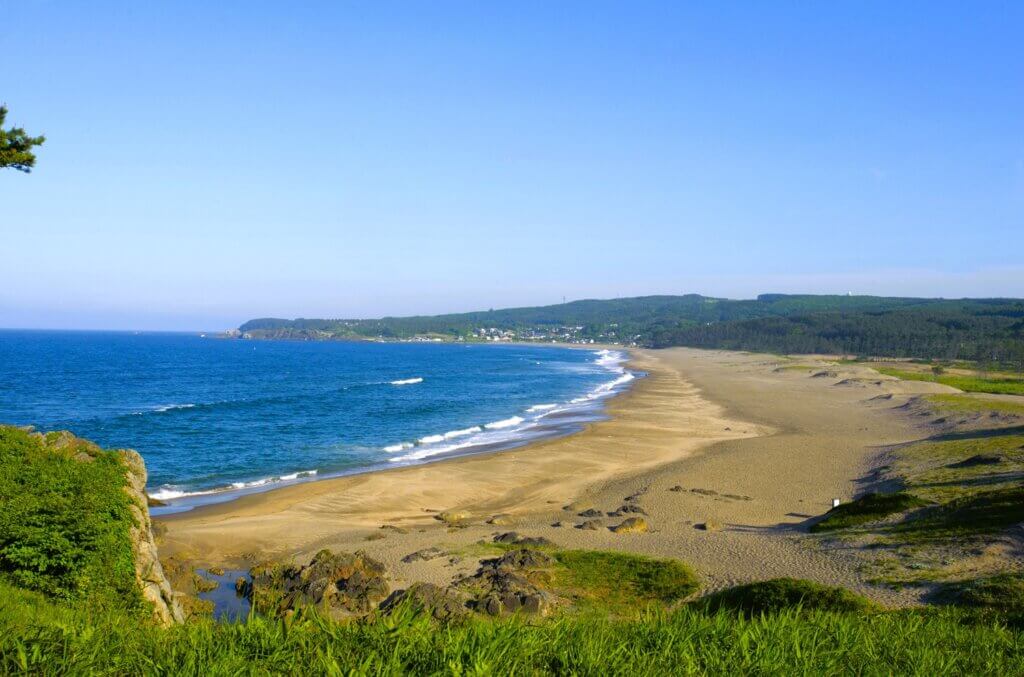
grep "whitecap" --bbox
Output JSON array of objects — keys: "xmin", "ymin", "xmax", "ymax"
[
  {"xmin": 526, "ymin": 403, "xmax": 558, "ymax": 413},
  {"xmin": 484, "ymin": 416, "xmax": 524, "ymax": 430},
  {"xmin": 150, "ymin": 403, "xmax": 196, "ymax": 413},
  {"xmin": 418, "ymin": 433, "xmax": 445, "ymax": 444},
  {"xmin": 444, "ymin": 426, "xmax": 482, "ymax": 439},
  {"xmin": 390, "ymin": 377, "xmax": 423, "ymax": 385}
]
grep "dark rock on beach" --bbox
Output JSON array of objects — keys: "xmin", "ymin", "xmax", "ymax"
[
  {"xmin": 381, "ymin": 582, "xmax": 470, "ymax": 621},
  {"xmin": 401, "ymin": 547, "xmax": 447, "ymax": 563},
  {"xmin": 242, "ymin": 549, "xmax": 390, "ymax": 620},
  {"xmin": 577, "ymin": 519, "xmax": 604, "ymax": 530},
  {"xmin": 492, "ymin": 532, "xmax": 557, "ymax": 548},
  {"xmin": 453, "ymin": 549, "xmax": 560, "ymax": 617}
]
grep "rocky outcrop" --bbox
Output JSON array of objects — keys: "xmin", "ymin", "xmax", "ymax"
[
  {"xmin": 242, "ymin": 550, "xmax": 390, "ymax": 620},
  {"xmin": 452, "ymin": 549, "xmax": 561, "ymax": 616},
  {"xmin": 381, "ymin": 582, "xmax": 470, "ymax": 621},
  {"xmin": 118, "ymin": 449, "xmax": 185, "ymax": 626}
]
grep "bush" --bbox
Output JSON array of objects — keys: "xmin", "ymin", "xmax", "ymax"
[
  {"xmin": 810, "ymin": 492, "xmax": 928, "ymax": 532},
  {"xmin": 698, "ymin": 578, "xmax": 878, "ymax": 616},
  {"xmin": 0, "ymin": 426, "xmax": 140, "ymax": 610}
]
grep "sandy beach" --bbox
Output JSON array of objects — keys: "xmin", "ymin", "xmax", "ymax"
[{"xmin": 160, "ymin": 348, "xmax": 952, "ymax": 605}]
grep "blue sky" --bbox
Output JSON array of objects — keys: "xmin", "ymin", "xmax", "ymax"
[{"xmin": 2, "ymin": 2, "xmax": 1022, "ymax": 330}]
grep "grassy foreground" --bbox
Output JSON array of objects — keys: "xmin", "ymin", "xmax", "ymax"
[{"xmin": 2, "ymin": 581, "xmax": 1023, "ymax": 675}]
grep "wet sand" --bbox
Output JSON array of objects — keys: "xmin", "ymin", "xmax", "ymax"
[{"xmin": 160, "ymin": 348, "xmax": 947, "ymax": 605}]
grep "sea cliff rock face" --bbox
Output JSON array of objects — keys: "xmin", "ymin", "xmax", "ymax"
[{"xmin": 117, "ymin": 449, "xmax": 185, "ymax": 626}]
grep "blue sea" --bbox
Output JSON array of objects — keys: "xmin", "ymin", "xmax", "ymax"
[{"xmin": 0, "ymin": 331, "xmax": 636, "ymax": 512}]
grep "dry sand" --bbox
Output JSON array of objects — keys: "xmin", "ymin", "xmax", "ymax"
[{"xmin": 160, "ymin": 348, "xmax": 947, "ymax": 606}]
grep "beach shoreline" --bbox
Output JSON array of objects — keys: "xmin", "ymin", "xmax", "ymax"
[
  {"xmin": 158, "ymin": 348, "xmax": 933, "ymax": 605},
  {"xmin": 149, "ymin": 341, "xmax": 638, "ymax": 512}
]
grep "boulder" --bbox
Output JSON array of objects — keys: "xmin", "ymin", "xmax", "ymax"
[
  {"xmin": 577, "ymin": 519, "xmax": 603, "ymax": 530},
  {"xmin": 453, "ymin": 549, "xmax": 560, "ymax": 617},
  {"xmin": 487, "ymin": 513, "xmax": 517, "ymax": 526},
  {"xmin": 243, "ymin": 549, "xmax": 390, "ymax": 620},
  {"xmin": 492, "ymin": 532, "xmax": 557, "ymax": 548},
  {"xmin": 610, "ymin": 517, "xmax": 648, "ymax": 534},
  {"xmin": 610, "ymin": 504, "xmax": 647, "ymax": 517},
  {"xmin": 435, "ymin": 510, "xmax": 470, "ymax": 525},
  {"xmin": 695, "ymin": 520, "xmax": 722, "ymax": 532},
  {"xmin": 380, "ymin": 582, "xmax": 469, "ymax": 621},
  {"xmin": 401, "ymin": 547, "xmax": 446, "ymax": 563},
  {"xmin": 577, "ymin": 508, "xmax": 604, "ymax": 518}
]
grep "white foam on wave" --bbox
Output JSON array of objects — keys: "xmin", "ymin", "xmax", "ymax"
[
  {"xmin": 526, "ymin": 403, "xmax": 558, "ymax": 413},
  {"xmin": 390, "ymin": 377, "xmax": 423, "ymax": 385},
  {"xmin": 389, "ymin": 439, "xmax": 479, "ymax": 463},
  {"xmin": 383, "ymin": 442, "xmax": 413, "ymax": 452},
  {"xmin": 444, "ymin": 426, "xmax": 483, "ymax": 439},
  {"xmin": 133, "ymin": 403, "xmax": 196, "ymax": 415},
  {"xmin": 418, "ymin": 433, "xmax": 445, "ymax": 444},
  {"xmin": 593, "ymin": 349, "xmax": 624, "ymax": 368},
  {"xmin": 149, "ymin": 469, "xmax": 318, "ymax": 501},
  {"xmin": 484, "ymin": 416, "xmax": 524, "ymax": 430}
]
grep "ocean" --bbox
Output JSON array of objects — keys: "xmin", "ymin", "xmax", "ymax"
[{"xmin": 0, "ymin": 331, "xmax": 637, "ymax": 512}]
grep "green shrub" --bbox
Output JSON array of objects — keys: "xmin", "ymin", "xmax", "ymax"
[
  {"xmin": 0, "ymin": 426, "xmax": 140, "ymax": 610},
  {"xmin": 810, "ymin": 492, "xmax": 928, "ymax": 532},
  {"xmin": 698, "ymin": 578, "xmax": 877, "ymax": 616}
]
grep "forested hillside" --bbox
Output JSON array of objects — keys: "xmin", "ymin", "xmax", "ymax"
[{"xmin": 238, "ymin": 294, "xmax": 1024, "ymax": 364}]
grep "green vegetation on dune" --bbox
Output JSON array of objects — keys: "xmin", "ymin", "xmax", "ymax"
[
  {"xmin": 925, "ymin": 393, "xmax": 1024, "ymax": 416},
  {"xmin": 0, "ymin": 426, "xmax": 141, "ymax": 611},
  {"xmin": 898, "ymin": 486, "xmax": 1024, "ymax": 539},
  {"xmin": 810, "ymin": 492, "xmax": 929, "ymax": 533},
  {"xmin": 942, "ymin": 574, "xmax": 1024, "ymax": 613},
  {"xmin": 698, "ymin": 578, "xmax": 879, "ymax": 616},
  {"xmin": 552, "ymin": 550, "xmax": 699, "ymax": 614},
  {"xmin": 3, "ymin": 580, "xmax": 1024, "ymax": 674},
  {"xmin": 875, "ymin": 367, "xmax": 1024, "ymax": 396}
]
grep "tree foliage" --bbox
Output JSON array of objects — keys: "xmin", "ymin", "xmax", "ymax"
[{"xmin": 0, "ymin": 106, "xmax": 45, "ymax": 172}]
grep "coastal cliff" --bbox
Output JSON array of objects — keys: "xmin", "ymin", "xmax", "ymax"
[{"xmin": 117, "ymin": 448, "xmax": 184, "ymax": 625}]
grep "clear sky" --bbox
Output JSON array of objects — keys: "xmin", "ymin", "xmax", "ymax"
[{"xmin": 2, "ymin": 2, "xmax": 1022, "ymax": 330}]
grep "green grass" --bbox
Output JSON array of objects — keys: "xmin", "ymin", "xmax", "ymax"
[
  {"xmin": 925, "ymin": 394, "xmax": 1024, "ymax": 416},
  {"xmin": 698, "ymin": 578, "xmax": 878, "ymax": 616},
  {"xmin": 551, "ymin": 550, "xmax": 700, "ymax": 614},
  {"xmin": 891, "ymin": 432, "xmax": 1024, "ymax": 503},
  {"xmin": 898, "ymin": 486, "xmax": 1024, "ymax": 539},
  {"xmin": 3, "ymin": 580, "xmax": 1024, "ymax": 674},
  {"xmin": 942, "ymin": 574, "xmax": 1024, "ymax": 613},
  {"xmin": 0, "ymin": 426, "xmax": 141, "ymax": 611},
  {"xmin": 810, "ymin": 492, "xmax": 929, "ymax": 533},
  {"xmin": 875, "ymin": 368, "xmax": 1024, "ymax": 396}
]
